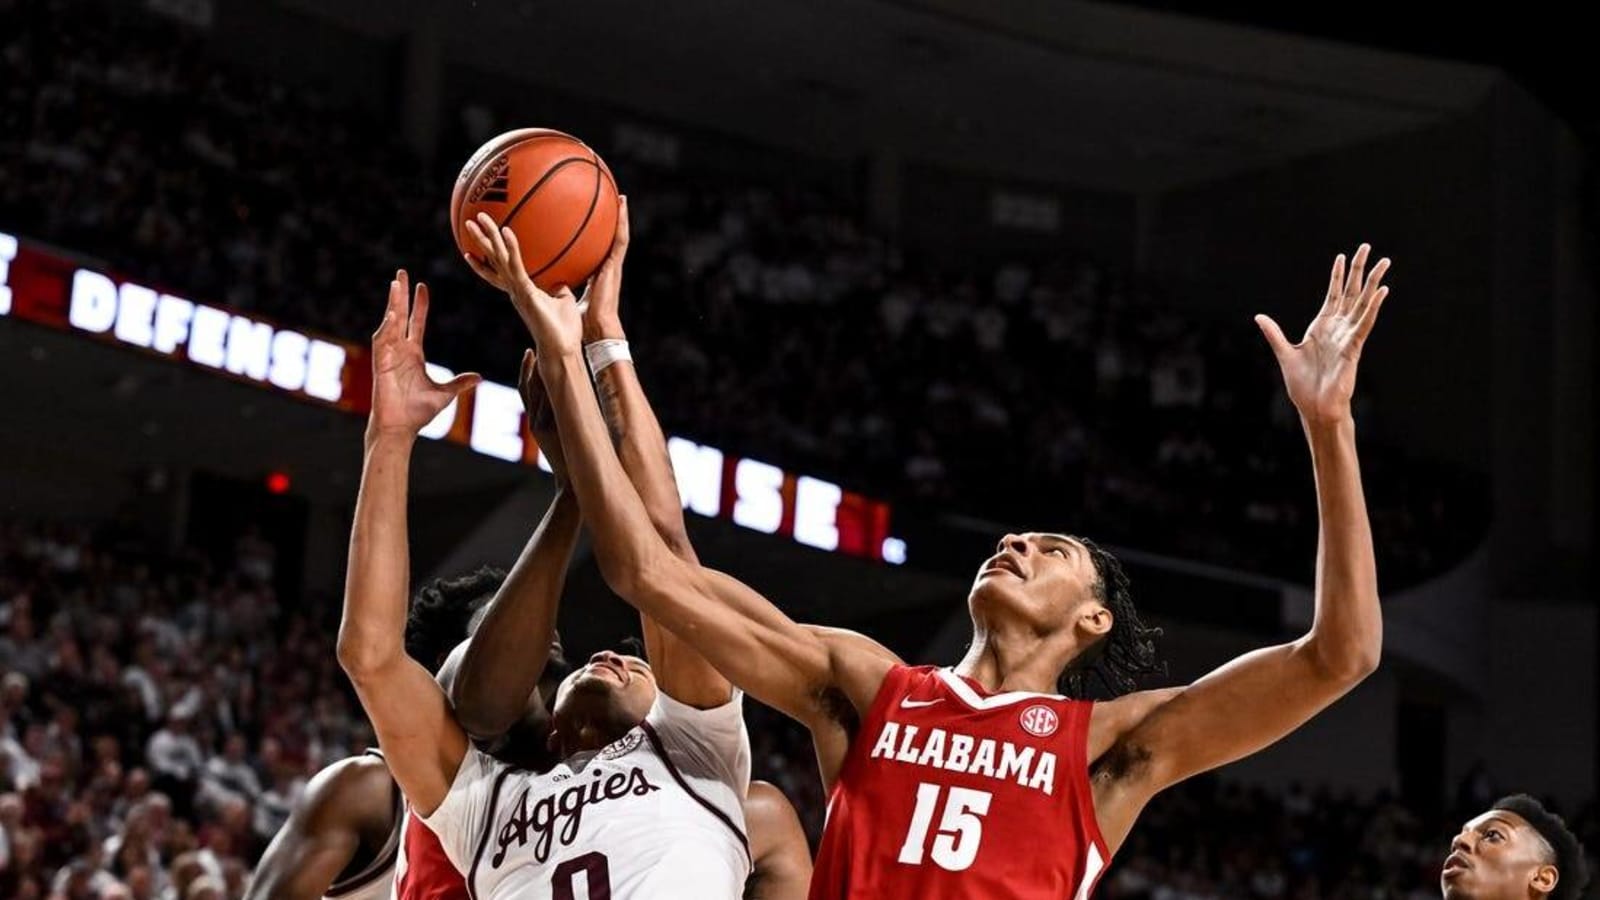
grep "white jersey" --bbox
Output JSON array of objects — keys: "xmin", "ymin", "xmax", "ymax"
[{"xmin": 423, "ymin": 690, "xmax": 752, "ymax": 900}]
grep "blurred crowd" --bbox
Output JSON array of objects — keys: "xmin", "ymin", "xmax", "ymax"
[
  {"xmin": 1104, "ymin": 776, "xmax": 1598, "ymax": 900},
  {"xmin": 0, "ymin": 0, "xmax": 1484, "ymax": 588},
  {"xmin": 0, "ymin": 519, "xmax": 365, "ymax": 899},
  {"xmin": 5, "ymin": 519, "xmax": 1595, "ymax": 899}
]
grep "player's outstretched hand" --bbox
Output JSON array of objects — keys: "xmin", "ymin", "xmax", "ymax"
[
  {"xmin": 369, "ymin": 269, "xmax": 481, "ymax": 440},
  {"xmin": 1255, "ymin": 243, "xmax": 1390, "ymax": 426},
  {"xmin": 518, "ymin": 347, "xmax": 569, "ymax": 483},
  {"xmin": 579, "ymin": 194, "xmax": 629, "ymax": 342},
  {"xmin": 462, "ymin": 212, "xmax": 582, "ymax": 357}
]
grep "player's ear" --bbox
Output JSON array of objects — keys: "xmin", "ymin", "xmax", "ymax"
[
  {"xmin": 1530, "ymin": 863, "xmax": 1558, "ymax": 896},
  {"xmin": 1079, "ymin": 602, "xmax": 1112, "ymax": 639}
]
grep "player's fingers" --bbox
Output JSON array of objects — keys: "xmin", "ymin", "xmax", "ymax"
[
  {"xmin": 373, "ymin": 304, "xmax": 397, "ymax": 342},
  {"xmin": 500, "ymin": 227, "xmax": 530, "ymax": 281},
  {"xmin": 1254, "ymin": 314, "xmax": 1294, "ymax": 361},
  {"xmin": 614, "ymin": 194, "xmax": 631, "ymax": 251},
  {"xmin": 462, "ymin": 252, "xmax": 499, "ymax": 286},
  {"xmin": 408, "ymin": 282, "xmax": 429, "ymax": 343},
  {"xmin": 1354, "ymin": 286, "xmax": 1389, "ymax": 341},
  {"xmin": 519, "ymin": 348, "xmax": 537, "ymax": 394},
  {"xmin": 441, "ymin": 371, "xmax": 482, "ymax": 396},
  {"xmin": 376, "ymin": 275, "xmax": 404, "ymax": 337},
  {"xmin": 476, "ymin": 212, "xmax": 508, "ymax": 263},
  {"xmin": 1317, "ymin": 254, "xmax": 1344, "ymax": 318},
  {"xmin": 463, "ymin": 220, "xmax": 493, "ymax": 263},
  {"xmin": 1352, "ymin": 258, "xmax": 1390, "ymax": 322},
  {"xmin": 1341, "ymin": 243, "xmax": 1370, "ymax": 311}
]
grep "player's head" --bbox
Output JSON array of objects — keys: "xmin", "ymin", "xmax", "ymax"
[
  {"xmin": 969, "ymin": 533, "xmax": 1162, "ymax": 697},
  {"xmin": 548, "ymin": 643, "xmax": 657, "ymax": 755},
  {"xmin": 405, "ymin": 566, "xmax": 506, "ymax": 674},
  {"xmin": 1441, "ymin": 794, "xmax": 1589, "ymax": 900}
]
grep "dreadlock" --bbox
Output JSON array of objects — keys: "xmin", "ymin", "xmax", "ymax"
[
  {"xmin": 1058, "ymin": 537, "xmax": 1165, "ymax": 699},
  {"xmin": 404, "ymin": 566, "xmax": 506, "ymax": 674},
  {"xmin": 1492, "ymin": 794, "xmax": 1591, "ymax": 900}
]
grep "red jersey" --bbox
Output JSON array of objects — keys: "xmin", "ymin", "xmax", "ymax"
[
  {"xmin": 810, "ymin": 665, "xmax": 1108, "ymax": 900},
  {"xmin": 395, "ymin": 806, "xmax": 467, "ymax": 900}
]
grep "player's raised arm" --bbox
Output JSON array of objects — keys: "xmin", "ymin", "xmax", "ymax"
[
  {"xmin": 464, "ymin": 215, "xmax": 894, "ymax": 731},
  {"xmin": 335, "ymin": 271, "xmax": 478, "ymax": 817},
  {"xmin": 1093, "ymin": 245, "xmax": 1389, "ymax": 848},
  {"xmin": 448, "ymin": 354, "xmax": 581, "ymax": 740},
  {"xmin": 567, "ymin": 198, "xmax": 732, "ymax": 709}
]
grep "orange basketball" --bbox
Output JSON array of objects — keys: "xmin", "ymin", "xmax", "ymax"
[{"xmin": 450, "ymin": 128, "xmax": 620, "ymax": 292}]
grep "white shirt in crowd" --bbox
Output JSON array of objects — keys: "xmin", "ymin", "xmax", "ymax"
[{"xmin": 146, "ymin": 727, "xmax": 204, "ymax": 782}]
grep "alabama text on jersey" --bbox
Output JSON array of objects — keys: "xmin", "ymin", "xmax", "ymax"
[{"xmin": 810, "ymin": 666, "xmax": 1108, "ymax": 900}]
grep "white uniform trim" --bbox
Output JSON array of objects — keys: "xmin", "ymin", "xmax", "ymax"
[{"xmin": 936, "ymin": 668, "xmax": 1067, "ymax": 710}]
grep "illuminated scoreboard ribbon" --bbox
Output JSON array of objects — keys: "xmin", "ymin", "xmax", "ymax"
[{"xmin": 0, "ymin": 230, "xmax": 905, "ymax": 564}]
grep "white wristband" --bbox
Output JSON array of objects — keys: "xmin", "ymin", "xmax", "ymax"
[{"xmin": 584, "ymin": 339, "xmax": 632, "ymax": 375}]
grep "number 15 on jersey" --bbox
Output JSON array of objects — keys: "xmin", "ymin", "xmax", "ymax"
[{"xmin": 897, "ymin": 783, "xmax": 992, "ymax": 871}]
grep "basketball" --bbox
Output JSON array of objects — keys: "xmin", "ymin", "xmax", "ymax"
[{"xmin": 450, "ymin": 128, "xmax": 620, "ymax": 292}]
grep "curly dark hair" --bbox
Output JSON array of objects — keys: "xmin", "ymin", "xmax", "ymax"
[
  {"xmin": 404, "ymin": 566, "xmax": 506, "ymax": 673},
  {"xmin": 1492, "ymin": 794, "xmax": 1591, "ymax": 900},
  {"xmin": 1058, "ymin": 537, "xmax": 1165, "ymax": 698}
]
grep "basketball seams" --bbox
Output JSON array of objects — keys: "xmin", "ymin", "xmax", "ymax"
[
  {"xmin": 528, "ymin": 146, "xmax": 605, "ymax": 283},
  {"xmin": 450, "ymin": 132, "xmax": 571, "ymax": 246},
  {"xmin": 450, "ymin": 129, "xmax": 618, "ymax": 290}
]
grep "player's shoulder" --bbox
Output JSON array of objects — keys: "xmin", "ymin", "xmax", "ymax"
[
  {"xmin": 296, "ymin": 753, "xmax": 398, "ymax": 829},
  {"xmin": 744, "ymin": 780, "xmax": 798, "ymax": 823},
  {"xmin": 801, "ymin": 625, "xmax": 902, "ymax": 679}
]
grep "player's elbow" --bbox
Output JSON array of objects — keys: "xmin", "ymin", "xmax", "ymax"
[
  {"xmin": 335, "ymin": 623, "xmax": 396, "ymax": 683},
  {"xmin": 1305, "ymin": 628, "xmax": 1381, "ymax": 686},
  {"xmin": 593, "ymin": 543, "xmax": 665, "ymax": 604}
]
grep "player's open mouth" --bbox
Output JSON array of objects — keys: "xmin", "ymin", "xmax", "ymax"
[{"xmin": 1442, "ymin": 854, "xmax": 1471, "ymax": 875}]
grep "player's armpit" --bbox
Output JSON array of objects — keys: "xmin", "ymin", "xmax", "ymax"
[
  {"xmin": 343, "ymin": 653, "xmax": 469, "ymax": 818},
  {"xmin": 685, "ymin": 569, "xmax": 899, "ymax": 729},
  {"xmin": 803, "ymin": 626, "xmax": 902, "ymax": 787},
  {"xmin": 1085, "ymin": 686, "xmax": 1184, "ymax": 764},
  {"xmin": 245, "ymin": 755, "xmax": 395, "ymax": 900},
  {"xmin": 744, "ymin": 781, "xmax": 813, "ymax": 900}
]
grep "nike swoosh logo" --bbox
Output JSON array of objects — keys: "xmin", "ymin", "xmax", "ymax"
[{"xmin": 900, "ymin": 698, "xmax": 944, "ymax": 709}]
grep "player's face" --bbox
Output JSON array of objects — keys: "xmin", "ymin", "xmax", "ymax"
[
  {"xmin": 550, "ymin": 651, "xmax": 658, "ymax": 751},
  {"xmin": 1441, "ymin": 810, "xmax": 1559, "ymax": 900},
  {"xmin": 969, "ymin": 533, "xmax": 1107, "ymax": 637}
]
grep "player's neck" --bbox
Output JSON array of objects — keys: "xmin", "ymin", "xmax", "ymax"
[
  {"xmin": 552, "ymin": 713, "xmax": 634, "ymax": 758},
  {"xmin": 955, "ymin": 629, "xmax": 1074, "ymax": 696}
]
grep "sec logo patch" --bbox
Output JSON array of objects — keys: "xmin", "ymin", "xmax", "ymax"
[
  {"xmin": 599, "ymin": 730, "xmax": 646, "ymax": 760},
  {"xmin": 1019, "ymin": 704, "xmax": 1059, "ymax": 738}
]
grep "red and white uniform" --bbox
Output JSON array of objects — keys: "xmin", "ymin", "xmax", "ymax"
[
  {"xmin": 395, "ymin": 808, "xmax": 468, "ymax": 900},
  {"xmin": 810, "ymin": 665, "xmax": 1108, "ymax": 900}
]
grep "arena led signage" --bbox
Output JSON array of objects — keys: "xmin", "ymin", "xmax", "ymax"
[{"xmin": 0, "ymin": 231, "xmax": 905, "ymax": 564}]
